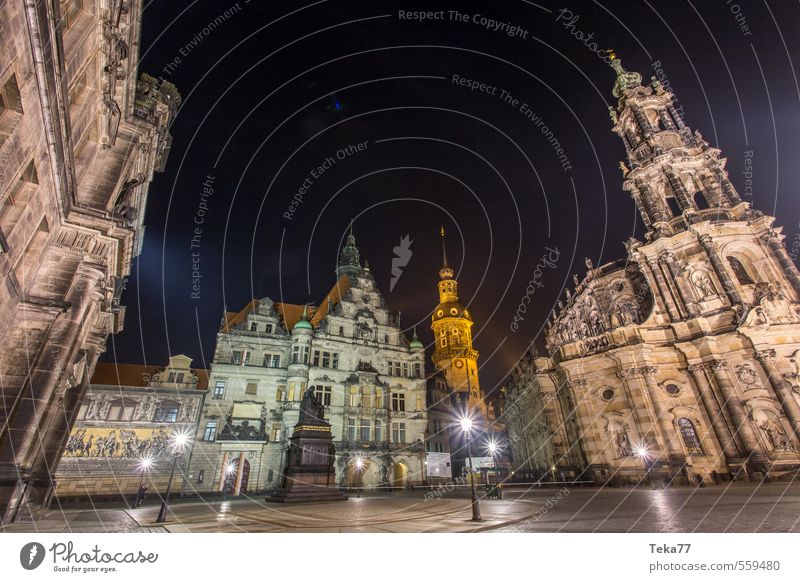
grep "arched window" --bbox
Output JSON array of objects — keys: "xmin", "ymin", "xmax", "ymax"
[
  {"xmin": 677, "ymin": 418, "xmax": 703, "ymax": 454},
  {"xmin": 727, "ymin": 256, "xmax": 755, "ymax": 285}
]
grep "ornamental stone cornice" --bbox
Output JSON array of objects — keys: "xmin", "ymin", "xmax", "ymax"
[
  {"xmin": 709, "ymin": 359, "xmax": 728, "ymax": 371},
  {"xmin": 639, "ymin": 366, "xmax": 658, "ymax": 377}
]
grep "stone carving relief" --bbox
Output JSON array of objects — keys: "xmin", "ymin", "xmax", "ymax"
[
  {"xmin": 735, "ymin": 362, "xmax": 762, "ymax": 389},
  {"xmin": 761, "ymin": 419, "xmax": 794, "ymax": 452},
  {"xmin": 613, "ymin": 424, "xmax": 633, "ymax": 458},
  {"xmin": 64, "ymin": 428, "xmax": 173, "ymax": 459},
  {"xmin": 690, "ymin": 269, "xmax": 717, "ymax": 299}
]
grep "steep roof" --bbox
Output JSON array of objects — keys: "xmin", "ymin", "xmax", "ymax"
[
  {"xmin": 91, "ymin": 362, "xmax": 209, "ymax": 390},
  {"xmin": 223, "ymin": 275, "xmax": 352, "ymax": 332}
]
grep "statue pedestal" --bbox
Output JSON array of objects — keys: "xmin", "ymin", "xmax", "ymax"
[{"xmin": 268, "ymin": 424, "xmax": 347, "ymax": 503}]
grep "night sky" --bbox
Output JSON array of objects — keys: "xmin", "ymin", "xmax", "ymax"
[{"xmin": 105, "ymin": 0, "xmax": 800, "ymax": 394}]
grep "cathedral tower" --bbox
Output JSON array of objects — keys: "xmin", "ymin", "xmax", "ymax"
[{"xmin": 430, "ymin": 229, "xmax": 485, "ymax": 417}]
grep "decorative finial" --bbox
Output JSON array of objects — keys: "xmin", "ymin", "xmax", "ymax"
[
  {"xmin": 619, "ymin": 160, "xmax": 630, "ymax": 176},
  {"xmin": 440, "ymin": 225, "xmax": 449, "ymax": 268},
  {"xmin": 610, "ymin": 52, "xmax": 642, "ymax": 98}
]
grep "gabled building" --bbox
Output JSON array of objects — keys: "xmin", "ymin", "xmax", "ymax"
[{"xmin": 188, "ymin": 230, "xmax": 428, "ymax": 494}]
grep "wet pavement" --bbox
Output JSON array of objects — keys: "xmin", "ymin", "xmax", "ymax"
[{"xmin": 3, "ymin": 482, "xmax": 799, "ymax": 533}]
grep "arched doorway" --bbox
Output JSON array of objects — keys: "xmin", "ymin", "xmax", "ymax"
[
  {"xmin": 223, "ymin": 458, "xmax": 250, "ymax": 495},
  {"xmin": 392, "ymin": 462, "xmax": 408, "ymax": 488}
]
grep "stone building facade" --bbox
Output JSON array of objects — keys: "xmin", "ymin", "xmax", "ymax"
[
  {"xmin": 503, "ymin": 58, "xmax": 800, "ymax": 486},
  {"xmin": 0, "ymin": 1, "xmax": 176, "ymax": 522},
  {"xmin": 54, "ymin": 356, "xmax": 206, "ymax": 501},
  {"xmin": 188, "ymin": 231, "xmax": 428, "ymax": 494}
]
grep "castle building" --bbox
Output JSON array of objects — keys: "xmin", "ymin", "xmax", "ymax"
[
  {"xmin": 188, "ymin": 231, "xmax": 428, "ymax": 494},
  {"xmin": 54, "ymin": 356, "xmax": 206, "ymax": 501},
  {"xmin": 503, "ymin": 58, "xmax": 800, "ymax": 486},
  {"xmin": 0, "ymin": 1, "xmax": 176, "ymax": 522}
]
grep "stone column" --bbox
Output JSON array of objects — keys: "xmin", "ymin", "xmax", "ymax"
[
  {"xmin": 698, "ymin": 234, "xmax": 743, "ymax": 306},
  {"xmin": 639, "ymin": 366, "xmax": 684, "ymax": 460},
  {"xmin": 763, "ymin": 232, "xmax": 800, "ymax": 299},
  {"xmin": 755, "ymin": 350, "xmax": 800, "ymax": 442},
  {"xmin": 661, "ymin": 251, "xmax": 701, "ymax": 317},
  {"xmin": 629, "ymin": 188, "xmax": 653, "ymax": 229},
  {"xmin": 700, "ymin": 173, "xmax": 726, "ymax": 207},
  {"xmin": 645, "ymin": 257, "xmax": 682, "ymax": 321},
  {"xmin": 665, "ymin": 167, "xmax": 694, "ymax": 212},
  {"xmin": 667, "ymin": 102, "xmax": 685, "ymax": 129},
  {"xmin": 687, "ymin": 364, "xmax": 740, "ymax": 459},
  {"xmin": 707, "ymin": 360, "xmax": 763, "ymax": 458},
  {"xmin": 658, "ymin": 108, "xmax": 677, "ymax": 131},
  {"xmin": 714, "ymin": 167, "xmax": 742, "ymax": 205},
  {"xmin": 638, "ymin": 182, "xmax": 670, "ymax": 222}
]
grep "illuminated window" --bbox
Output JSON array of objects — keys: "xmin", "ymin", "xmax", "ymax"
[
  {"xmin": 213, "ymin": 380, "xmax": 225, "ymax": 399},
  {"xmin": 361, "ymin": 390, "xmax": 372, "ymax": 409},
  {"xmin": 391, "ymin": 393, "xmax": 405, "ymax": 412},
  {"xmin": 677, "ymin": 418, "xmax": 703, "ymax": 454},
  {"xmin": 727, "ymin": 256, "xmax": 755, "ymax": 285},
  {"xmin": 348, "ymin": 386, "xmax": 359, "ymax": 407},
  {"xmin": 276, "ymin": 386, "xmax": 285, "ymax": 402},
  {"xmin": 203, "ymin": 421, "xmax": 217, "ymax": 441},
  {"xmin": 270, "ymin": 422, "xmax": 281, "ymax": 442},
  {"xmin": 106, "ymin": 399, "xmax": 135, "ymax": 421},
  {"xmin": 392, "ymin": 422, "xmax": 406, "ymax": 443},
  {"xmin": 153, "ymin": 401, "xmax": 180, "ymax": 423}
]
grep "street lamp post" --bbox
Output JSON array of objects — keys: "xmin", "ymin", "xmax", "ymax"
[
  {"xmin": 156, "ymin": 432, "xmax": 190, "ymax": 523},
  {"xmin": 635, "ymin": 445, "xmax": 653, "ymax": 488},
  {"xmin": 354, "ymin": 456, "xmax": 365, "ymax": 498},
  {"xmin": 459, "ymin": 416, "xmax": 482, "ymax": 522},
  {"xmin": 222, "ymin": 462, "xmax": 236, "ymax": 501}
]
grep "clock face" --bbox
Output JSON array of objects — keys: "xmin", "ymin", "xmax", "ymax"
[
  {"xmin": 437, "ymin": 309, "xmax": 444, "ymax": 317},
  {"xmin": 450, "ymin": 307, "xmax": 458, "ymax": 315},
  {"xmin": 455, "ymin": 360, "xmax": 464, "ymax": 368}
]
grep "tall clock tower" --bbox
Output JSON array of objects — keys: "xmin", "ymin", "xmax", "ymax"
[{"xmin": 431, "ymin": 229, "xmax": 486, "ymax": 417}]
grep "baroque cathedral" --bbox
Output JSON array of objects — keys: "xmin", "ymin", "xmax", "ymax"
[
  {"xmin": 504, "ymin": 57, "xmax": 800, "ymax": 486},
  {"xmin": 189, "ymin": 230, "xmax": 429, "ymax": 493}
]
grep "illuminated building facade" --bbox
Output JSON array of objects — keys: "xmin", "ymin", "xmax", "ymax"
[{"xmin": 504, "ymin": 58, "xmax": 800, "ymax": 485}]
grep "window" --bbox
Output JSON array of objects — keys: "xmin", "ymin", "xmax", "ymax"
[
  {"xmin": 392, "ymin": 422, "xmax": 406, "ymax": 443},
  {"xmin": 270, "ymin": 422, "xmax": 282, "ymax": 442},
  {"xmin": 276, "ymin": 386, "xmax": 285, "ymax": 402},
  {"xmin": 213, "ymin": 380, "xmax": 225, "ymax": 399},
  {"xmin": 439, "ymin": 329, "xmax": 447, "ymax": 348},
  {"xmin": 267, "ymin": 469, "xmax": 274, "ymax": 482},
  {"xmin": 338, "ymin": 326, "xmax": 344, "ymax": 336},
  {"xmin": 391, "ymin": 393, "xmax": 406, "ymax": 412},
  {"xmin": 68, "ymin": 57, "xmax": 95, "ymax": 108},
  {"xmin": 176, "ymin": 373, "xmax": 185, "ymax": 384},
  {"xmin": 292, "ymin": 346, "xmax": 308, "ymax": 364},
  {"xmin": 167, "ymin": 372, "xmax": 175, "ymax": 382},
  {"xmin": 287, "ymin": 382, "xmax": 295, "ymax": 401},
  {"xmin": 197, "ymin": 470, "xmax": 205, "ymax": 484},
  {"xmin": 106, "ymin": 399, "xmax": 135, "ymax": 421},
  {"xmin": 388, "ymin": 362, "xmax": 402, "ymax": 377},
  {"xmin": 244, "ymin": 351, "xmax": 251, "ymax": 365},
  {"xmin": 402, "ymin": 363, "xmax": 409, "ymax": 378},
  {"xmin": 1, "ymin": 161, "xmax": 38, "ymax": 233},
  {"xmin": 314, "ymin": 385, "xmax": 332, "ymax": 406},
  {"xmin": 361, "ymin": 391, "xmax": 372, "ymax": 409},
  {"xmin": 728, "ymin": 256, "xmax": 755, "ymax": 285},
  {"xmin": 348, "ymin": 386, "xmax": 359, "ymax": 407},
  {"xmin": 677, "ymin": 418, "xmax": 703, "ymax": 454},
  {"xmin": 246, "ymin": 382, "xmax": 258, "ymax": 395},
  {"xmin": 374, "ymin": 420, "xmax": 382, "ymax": 441},
  {"xmin": 0, "ymin": 74, "xmax": 24, "ymax": 149},
  {"xmin": 601, "ymin": 389, "xmax": 615, "ymax": 401},
  {"xmin": 232, "ymin": 351, "xmax": 243, "ymax": 365},
  {"xmin": 264, "ymin": 354, "xmax": 280, "ymax": 368},
  {"xmin": 375, "ymin": 388, "xmax": 384, "ymax": 409},
  {"xmin": 265, "ymin": 323, "xmax": 274, "ymax": 334},
  {"xmin": 665, "ymin": 383, "xmax": 681, "ymax": 395},
  {"xmin": 76, "ymin": 403, "xmax": 89, "ymax": 421},
  {"xmin": 313, "ymin": 350, "xmax": 338, "ymax": 368},
  {"xmin": 153, "ymin": 401, "xmax": 180, "ymax": 423},
  {"xmin": 347, "ymin": 418, "xmax": 356, "ymax": 441},
  {"xmin": 59, "ymin": 0, "xmax": 83, "ymax": 31},
  {"xmin": 360, "ymin": 419, "xmax": 371, "ymax": 441},
  {"xmin": 250, "ymin": 322, "xmax": 258, "ymax": 331},
  {"xmin": 416, "ymin": 393, "xmax": 424, "ymax": 411},
  {"xmin": 203, "ymin": 421, "xmax": 217, "ymax": 441},
  {"xmin": 384, "ymin": 334, "xmax": 389, "ymax": 343},
  {"xmin": 414, "ymin": 363, "xmax": 422, "ymax": 378}
]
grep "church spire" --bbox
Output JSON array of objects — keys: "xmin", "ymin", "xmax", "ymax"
[
  {"xmin": 336, "ymin": 222, "xmax": 362, "ymax": 278},
  {"xmin": 439, "ymin": 226, "xmax": 454, "ymax": 280}
]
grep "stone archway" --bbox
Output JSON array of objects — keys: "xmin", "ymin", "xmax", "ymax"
[
  {"xmin": 346, "ymin": 459, "xmax": 380, "ymax": 489},
  {"xmin": 392, "ymin": 462, "xmax": 408, "ymax": 488}
]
